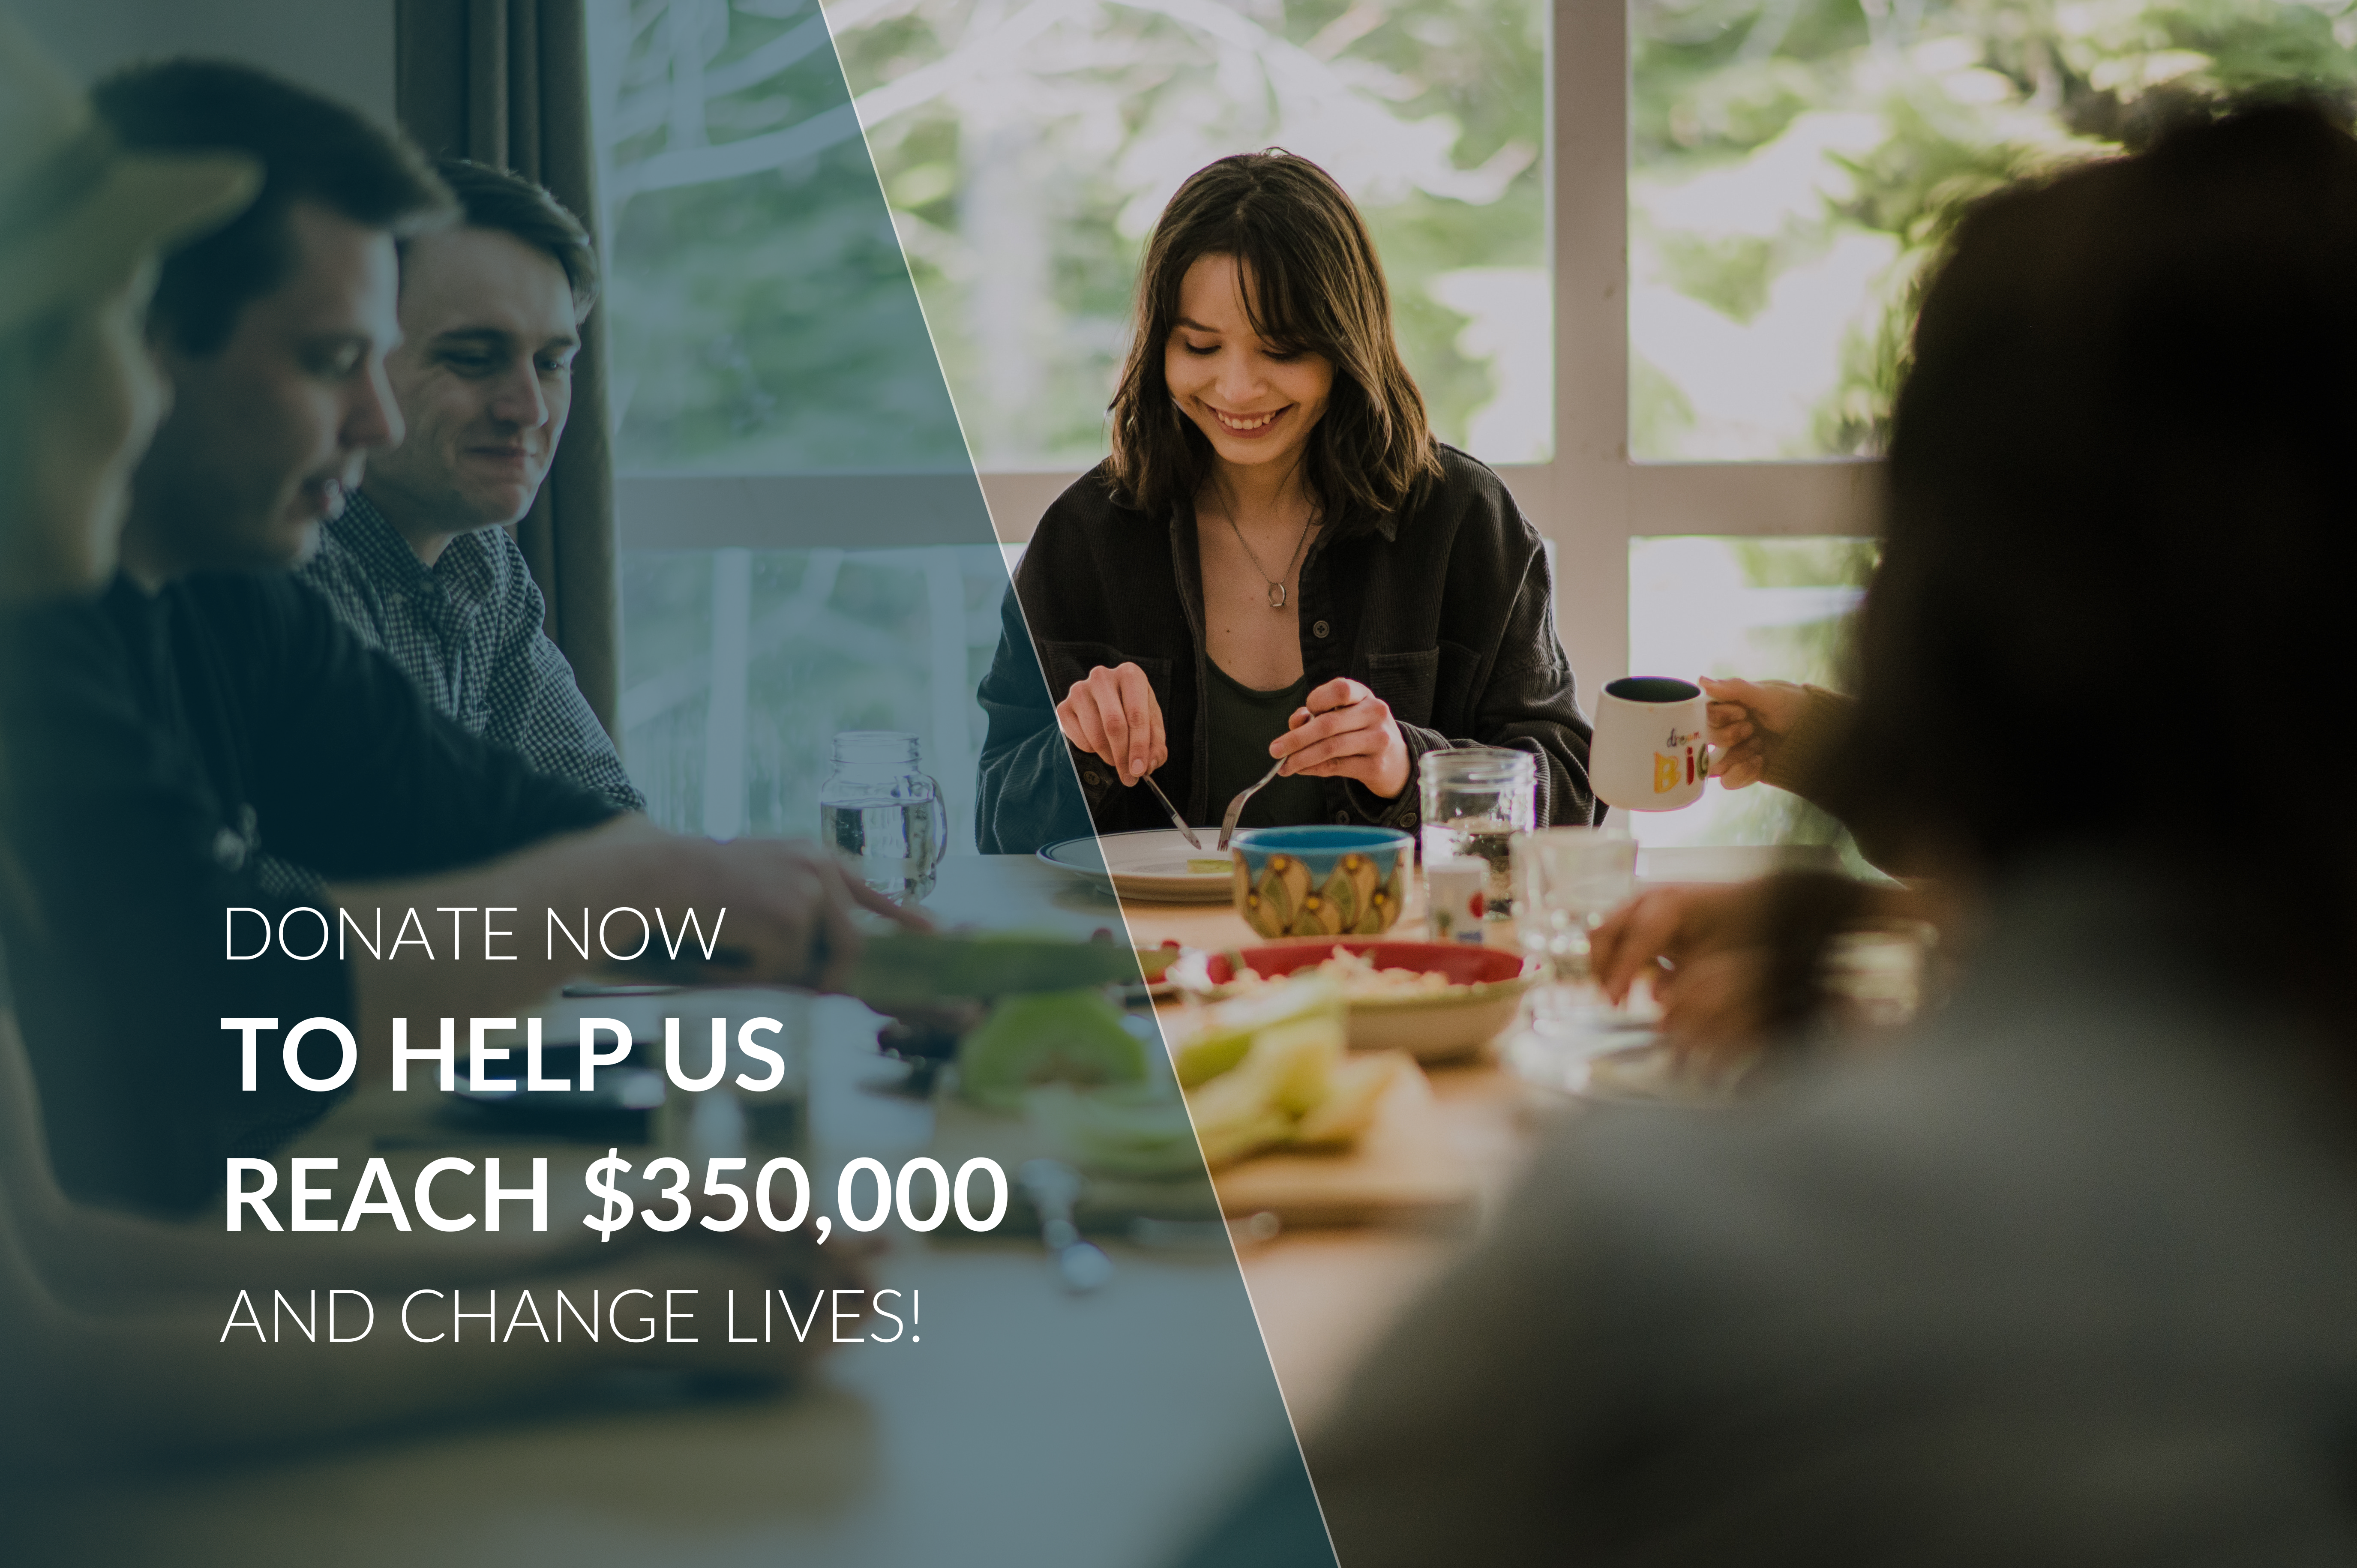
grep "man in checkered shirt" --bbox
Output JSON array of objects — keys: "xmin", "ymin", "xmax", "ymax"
[{"xmin": 297, "ymin": 159, "xmax": 642, "ymax": 811}]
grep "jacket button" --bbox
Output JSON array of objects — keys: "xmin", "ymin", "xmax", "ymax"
[
  {"xmin": 1312, "ymin": 620, "xmax": 1330, "ymax": 639},
  {"xmin": 1084, "ymin": 771, "xmax": 1104, "ymax": 787},
  {"xmin": 1403, "ymin": 811, "xmax": 1418, "ymax": 827},
  {"xmin": 1333, "ymin": 812, "xmax": 1349, "ymax": 824}
]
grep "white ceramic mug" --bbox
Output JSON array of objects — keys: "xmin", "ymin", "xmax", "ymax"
[{"xmin": 1590, "ymin": 676, "xmax": 1712, "ymax": 812}]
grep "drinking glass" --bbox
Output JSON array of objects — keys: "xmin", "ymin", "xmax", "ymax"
[
  {"xmin": 1818, "ymin": 920, "xmax": 1937, "ymax": 1035},
  {"xmin": 1512, "ymin": 826, "xmax": 1637, "ymax": 1026},
  {"xmin": 819, "ymin": 731, "xmax": 947, "ymax": 904},
  {"xmin": 1418, "ymin": 749, "xmax": 1536, "ymax": 922}
]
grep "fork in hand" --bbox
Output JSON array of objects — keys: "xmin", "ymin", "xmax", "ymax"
[{"xmin": 1216, "ymin": 757, "xmax": 1286, "ymax": 850}]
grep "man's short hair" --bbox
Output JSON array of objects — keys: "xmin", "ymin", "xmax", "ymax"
[
  {"xmin": 431, "ymin": 159, "xmax": 599, "ymax": 319},
  {"xmin": 91, "ymin": 60, "xmax": 451, "ymax": 355}
]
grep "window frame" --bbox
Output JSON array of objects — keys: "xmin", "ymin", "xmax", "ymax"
[{"xmin": 612, "ymin": 0, "xmax": 1886, "ymax": 702}]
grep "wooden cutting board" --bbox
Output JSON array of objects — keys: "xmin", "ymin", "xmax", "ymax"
[
  {"xmin": 1209, "ymin": 1055, "xmax": 1475, "ymax": 1227},
  {"xmin": 925, "ymin": 1054, "xmax": 1474, "ymax": 1230}
]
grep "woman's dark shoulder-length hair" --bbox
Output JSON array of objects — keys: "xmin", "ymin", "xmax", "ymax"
[{"xmin": 1106, "ymin": 150, "xmax": 1441, "ymax": 534}]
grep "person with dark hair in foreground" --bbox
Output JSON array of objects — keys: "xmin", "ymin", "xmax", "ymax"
[
  {"xmin": 974, "ymin": 150, "xmax": 1594, "ymax": 853},
  {"xmin": 0, "ymin": 60, "xmax": 915, "ymax": 1220},
  {"xmin": 297, "ymin": 158, "xmax": 642, "ymax": 812},
  {"xmin": 1185, "ymin": 101, "xmax": 2357, "ymax": 1565}
]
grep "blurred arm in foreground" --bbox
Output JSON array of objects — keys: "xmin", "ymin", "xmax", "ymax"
[{"xmin": 1181, "ymin": 99, "xmax": 2357, "ymax": 1565}]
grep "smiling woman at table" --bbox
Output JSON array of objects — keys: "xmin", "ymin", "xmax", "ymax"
[{"xmin": 974, "ymin": 151, "xmax": 1597, "ymax": 853}]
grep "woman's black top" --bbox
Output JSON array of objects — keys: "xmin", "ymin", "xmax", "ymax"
[
  {"xmin": 975, "ymin": 444, "xmax": 1597, "ymax": 854},
  {"xmin": 1201, "ymin": 661, "xmax": 1321, "ymax": 832}
]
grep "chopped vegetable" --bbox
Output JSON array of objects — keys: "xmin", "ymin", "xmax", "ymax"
[
  {"xmin": 1167, "ymin": 976, "xmax": 1395, "ymax": 1166},
  {"xmin": 957, "ymin": 989, "xmax": 1148, "ymax": 1110}
]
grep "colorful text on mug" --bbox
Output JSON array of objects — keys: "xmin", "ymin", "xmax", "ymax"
[{"xmin": 1652, "ymin": 724, "xmax": 1705, "ymax": 795}]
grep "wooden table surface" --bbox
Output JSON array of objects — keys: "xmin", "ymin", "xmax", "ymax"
[
  {"xmin": 19, "ymin": 854, "xmax": 1557, "ymax": 1565},
  {"xmin": 1113, "ymin": 868, "xmax": 1547, "ymax": 1434},
  {"xmin": 17, "ymin": 856, "xmax": 1335, "ymax": 1568}
]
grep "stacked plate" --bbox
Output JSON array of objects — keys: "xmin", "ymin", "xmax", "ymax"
[{"xmin": 1037, "ymin": 828, "xmax": 1235, "ymax": 904}]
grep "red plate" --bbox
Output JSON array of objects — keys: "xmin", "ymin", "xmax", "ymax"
[{"xmin": 1203, "ymin": 940, "xmax": 1526, "ymax": 988}]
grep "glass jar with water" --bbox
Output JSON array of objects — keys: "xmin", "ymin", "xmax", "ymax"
[
  {"xmin": 1418, "ymin": 747, "xmax": 1537, "ymax": 921},
  {"xmin": 819, "ymin": 731, "xmax": 946, "ymax": 904}
]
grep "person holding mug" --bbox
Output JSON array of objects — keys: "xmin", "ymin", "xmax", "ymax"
[
  {"xmin": 1190, "ymin": 99, "xmax": 2357, "ymax": 1566},
  {"xmin": 974, "ymin": 151, "xmax": 1597, "ymax": 853}
]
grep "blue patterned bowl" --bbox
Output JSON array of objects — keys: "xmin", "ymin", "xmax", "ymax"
[{"xmin": 1229, "ymin": 826, "xmax": 1412, "ymax": 940}]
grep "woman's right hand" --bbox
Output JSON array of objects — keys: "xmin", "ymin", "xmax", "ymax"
[
  {"xmin": 1056, "ymin": 663, "xmax": 1168, "ymax": 786},
  {"xmin": 1700, "ymin": 676, "xmax": 1815, "ymax": 791}
]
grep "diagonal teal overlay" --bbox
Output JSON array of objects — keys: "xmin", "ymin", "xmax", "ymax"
[
  {"xmin": 555, "ymin": 8, "xmax": 1328, "ymax": 1568},
  {"xmin": 0, "ymin": 6, "xmax": 1330, "ymax": 1562}
]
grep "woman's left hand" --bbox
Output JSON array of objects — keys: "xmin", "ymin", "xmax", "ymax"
[{"xmin": 1270, "ymin": 678, "xmax": 1411, "ymax": 799}]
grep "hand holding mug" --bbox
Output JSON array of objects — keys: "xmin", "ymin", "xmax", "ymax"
[
  {"xmin": 1056, "ymin": 663, "xmax": 1168, "ymax": 786},
  {"xmin": 1700, "ymin": 676, "xmax": 1814, "ymax": 791}
]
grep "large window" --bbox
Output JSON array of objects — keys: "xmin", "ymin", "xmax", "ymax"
[
  {"xmin": 590, "ymin": 1, "xmax": 2357, "ymax": 849},
  {"xmin": 618, "ymin": 546, "xmax": 1009, "ymax": 843},
  {"xmin": 594, "ymin": 0, "xmax": 1552, "ymax": 476},
  {"xmin": 589, "ymin": 0, "xmax": 1551, "ymax": 841},
  {"xmin": 590, "ymin": 0, "xmax": 1004, "ymax": 840},
  {"xmin": 1611, "ymin": 0, "xmax": 2357, "ymax": 845},
  {"xmin": 829, "ymin": 0, "xmax": 1552, "ymax": 467},
  {"xmin": 1624, "ymin": 535, "xmax": 1869, "ymax": 857}
]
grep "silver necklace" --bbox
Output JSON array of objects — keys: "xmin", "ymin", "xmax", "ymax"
[{"xmin": 1212, "ymin": 495, "xmax": 1318, "ymax": 610}]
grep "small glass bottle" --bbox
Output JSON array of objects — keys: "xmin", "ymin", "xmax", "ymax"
[{"xmin": 818, "ymin": 730, "xmax": 947, "ymax": 904}]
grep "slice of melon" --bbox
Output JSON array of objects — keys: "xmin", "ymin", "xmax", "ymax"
[
  {"xmin": 1169, "ymin": 974, "xmax": 1343, "ymax": 1088},
  {"xmin": 1292, "ymin": 1052, "xmax": 1403, "ymax": 1146}
]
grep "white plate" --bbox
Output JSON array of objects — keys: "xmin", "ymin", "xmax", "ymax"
[{"xmin": 1038, "ymin": 830, "xmax": 1235, "ymax": 904}]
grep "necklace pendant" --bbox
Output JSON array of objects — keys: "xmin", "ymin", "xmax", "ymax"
[{"xmin": 1268, "ymin": 582, "xmax": 1286, "ymax": 610}]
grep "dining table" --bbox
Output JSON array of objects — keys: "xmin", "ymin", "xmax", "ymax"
[
  {"xmin": 13, "ymin": 853, "xmax": 1559, "ymax": 1568},
  {"xmin": 1115, "ymin": 866, "xmax": 1550, "ymax": 1433}
]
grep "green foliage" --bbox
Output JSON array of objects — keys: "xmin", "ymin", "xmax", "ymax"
[
  {"xmin": 1629, "ymin": 351, "xmax": 1699, "ymax": 456},
  {"xmin": 600, "ymin": 2, "xmax": 969, "ymax": 473},
  {"xmin": 1727, "ymin": 534, "xmax": 1877, "ymax": 588},
  {"xmin": 1631, "ymin": 0, "xmax": 2357, "ymax": 460},
  {"xmin": 827, "ymin": 0, "xmax": 1550, "ymax": 467},
  {"xmin": 1655, "ymin": 231, "xmax": 1780, "ymax": 321}
]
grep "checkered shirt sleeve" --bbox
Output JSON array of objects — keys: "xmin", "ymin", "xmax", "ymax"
[{"xmin": 296, "ymin": 495, "xmax": 646, "ymax": 813}]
